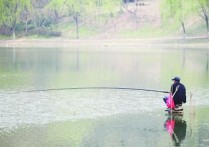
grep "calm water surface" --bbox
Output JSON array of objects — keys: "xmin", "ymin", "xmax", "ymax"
[{"xmin": 0, "ymin": 46, "xmax": 209, "ymax": 147}]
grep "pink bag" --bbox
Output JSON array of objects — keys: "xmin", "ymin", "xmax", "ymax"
[
  {"xmin": 166, "ymin": 93, "xmax": 175, "ymax": 109},
  {"xmin": 166, "ymin": 119, "xmax": 175, "ymax": 136}
]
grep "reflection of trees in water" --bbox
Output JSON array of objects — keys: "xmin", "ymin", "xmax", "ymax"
[
  {"xmin": 179, "ymin": 48, "xmax": 209, "ymax": 86},
  {"xmin": 205, "ymin": 53, "xmax": 209, "ymax": 84},
  {"xmin": 182, "ymin": 49, "xmax": 185, "ymax": 68},
  {"xmin": 12, "ymin": 47, "xmax": 16, "ymax": 63},
  {"xmin": 164, "ymin": 114, "xmax": 187, "ymax": 146},
  {"xmin": 76, "ymin": 48, "xmax": 80, "ymax": 72},
  {"xmin": 1, "ymin": 48, "xmax": 62, "ymax": 72},
  {"xmin": 206, "ymin": 53, "xmax": 208, "ymax": 72}
]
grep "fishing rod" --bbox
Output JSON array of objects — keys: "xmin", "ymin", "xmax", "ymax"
[{"xmin": 6, "ymin": 87, "xmax": 170, "ymax": 94}]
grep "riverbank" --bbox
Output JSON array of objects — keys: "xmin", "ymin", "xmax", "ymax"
[{"xmin": 0, "ymin": 37, "xmax": 209, "ymax": 48}]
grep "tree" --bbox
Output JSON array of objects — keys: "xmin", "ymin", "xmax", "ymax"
[
  {"xmin": 0, "ymin": 0, "xmax": 31, "ymax": 39},
  {"xmin": 197, "ymin": 0, "xmax": 209, "ymax": 38},
  {"xmin": 160, "ymin": 0, "xmax": 193, "ymax": 39},
  {"xmin": 100, "ymin": 0, "xmax": 121, "ymax": 32},
  {"xmin": 30, "ymin": 0, "xmax": 51, "ymax": 31},
  {"xmin": 47, "ymin": 0, "xmax": 65, "ymax": 25},
  {"xmin": 21, "ymin": 1, "xmax": 33, "ymax": 35},
  {"xmin": 48, "ymin": 0, "xmax": 87, "ymax": 39},
  {"xmin": 48, "ymin": 0, "xmax": 121, "ymax": 39},
  {"xmin": 122, "ymin": 0, "xmax": 141, "ymax": 29},
  {"xmin": 0, "ymin": 0, "xmax": 3, "ymax": 26}
]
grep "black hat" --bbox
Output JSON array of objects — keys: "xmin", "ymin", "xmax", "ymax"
[{"xmin": 172, "ymin": 77, "xmax": 180, "ymax": 82}]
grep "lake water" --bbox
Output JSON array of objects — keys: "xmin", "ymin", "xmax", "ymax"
[{"xmin": 0, "ymin": 45, "xmax": 209, "ymax": 147}]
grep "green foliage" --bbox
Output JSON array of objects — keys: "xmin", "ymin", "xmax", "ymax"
[
  {"xmin": 195, "ymin": 0, "xmax": 209, "ymax": 20},
  {"xmin": 0, "ymin": 0, "xmax": 208, "ymax": 39},
  {"xmin": 0, "ymin": 0, "xmax": 31, "ymax": 38},
  {"xmin": 160, "ymin": 0, "xmax": 194, "ymax": 23},
  {"xmin": 160, "ymin": 0, "xmax": 197, "ymax": 38},
  {"xmin": 48, "ymin": 0, "xmax": 90, "ymax": 16},
  {"xmin": 0, "ymin": 1, "xmax": 3, "ymax": 26},
  {"xmin": 1, "ymin": 0, "xmax": 31, "ymax": 26},
  {"xmin": 100, "ymin": 0, "xmax": 120, "ymax": 14},
  {"xmin": 119, "ymin": 24, "xmax": 177, "ymax": 39}
]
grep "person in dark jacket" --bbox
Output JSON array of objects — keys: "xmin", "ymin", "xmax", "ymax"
[{"xmin": 170, "ymin": 77, "xmax": 186, "ymax": 111}]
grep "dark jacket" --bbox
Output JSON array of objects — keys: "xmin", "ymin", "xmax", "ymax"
[{"xmin": 171, "ymin": 82, "xmax": 186, "ymax": 104}]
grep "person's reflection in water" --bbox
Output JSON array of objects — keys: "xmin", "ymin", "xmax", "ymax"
[{"xmin": 164, "ymin": 113, "xmax": 187, "ymax": 146}]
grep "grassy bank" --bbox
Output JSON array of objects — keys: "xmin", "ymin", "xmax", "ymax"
[{"xmin": 0, "ymin": 15, "xmax": 209, "ymax": 47}]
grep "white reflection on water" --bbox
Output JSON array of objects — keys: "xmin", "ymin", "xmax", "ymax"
[
  {"xmin": 0, "ymin": 90, "xmax": 165, "ymax": 131},
  {"xmin": 0, "ymin": 88, "xmax": 209, "ymax": 132}
]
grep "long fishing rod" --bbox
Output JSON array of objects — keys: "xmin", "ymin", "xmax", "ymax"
[{"xmin": 6, "ymin": 87, "xmax": 170, "ymax": 94}]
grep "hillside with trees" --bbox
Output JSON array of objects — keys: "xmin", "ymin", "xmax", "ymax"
[{"xmin": 0, "ymin": 0, "xmax": 209, "ymax": 40}]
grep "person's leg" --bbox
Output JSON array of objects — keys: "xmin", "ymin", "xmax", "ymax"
[{"xmin": 174, "ymin": 104, "xmax": 183, "ymax": 112}]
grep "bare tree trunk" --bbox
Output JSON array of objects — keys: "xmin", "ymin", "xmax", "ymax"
[
  {"xmin": 25, "ymin": 15, "xmax": 28, "ymax": 34},
  {"xmin": 3, "ymin": 23, "xmax": 8, "ymax": 36},
  {"xmin": 206, "ymin": 53, "xmax": 208, "ymax": 71},
  {"xmin": 25, "ymin": 21, "xmax": 28, "ymax": 34},
  {"xmin": 181, "ymin": 21, "xmax": 186, "ymax": 40},
  {"xmin": 122, "ymin": 1, "xmax": 139, "ymax": 30},
  {"xmin": 12, "ymin": 27, "xmax": 16, "ymax": 40},
  {"xmin": 205, "ymin": 14, "xmax": 209, "ymax": 38},
  {"xmin": 105, "ymin": 20, "xmax": 108, "ymax": 38},
  {"xmin": 54, "ymin": 9, "xmax": 59, "ymax": 25},
  {"xmin": 74, "ymin": 12, "xmax": 79, "ymax": 39},
  {"xmin": 114, "ymin": 15, "xmax": 117, "ymax": 32},
  {"xmin": 199, "ymin": 2, "xmax": 209, "ymax": 38},
  {"xmin": 12, "ymin": 20, "xmax": 16, "ymax": 39},
  {"xmin": 136, "ymin": 19, "xmax": 139, "ymax": 29},
  {"xmin": 202, "ymin": 11, "xmax": 209, "ymax": 38}
]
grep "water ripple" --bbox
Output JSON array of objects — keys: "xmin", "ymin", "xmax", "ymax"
[
  {"xmin": 0, "ymin": 88, "xmax": 208, "ymax": 132},
  {"xmin": 0, "ymin": 90, "xmax": 165, "ymax": 131}
]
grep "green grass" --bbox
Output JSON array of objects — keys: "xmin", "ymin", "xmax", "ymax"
[
  {"xmin": 0, "ymin": 35, "xmax": 11, "ymax": 40},
  {"xmin": 49, "ymin": 22, "xmax": 101, "ymax": 39},
  {"xmin": 25, "ymin": 34, "xmax": 51, "ymax": 39},
  {"xmin": 1, "ymin": 13, "xmax": 209, "ymax": 40},
  {"xmin": 117, "ymin": 19, "xmax": 209, "ymax": 40},
  {"xmin": 186, "ymin": 21, "xmax": 208, "ymax": 37},
  {"xmin": 118, "ymin": 26, "xmax": 169, "ymax": 39},
  {"xmin": 78, "ymin": 26, "xmax": 100, "ymax": 38}
]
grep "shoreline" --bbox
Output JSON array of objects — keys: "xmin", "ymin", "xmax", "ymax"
[{"xmin": 0, "ymin": 38, "xmax": 209, "ymax": 48}]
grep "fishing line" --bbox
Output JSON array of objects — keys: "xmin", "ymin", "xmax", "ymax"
[{"xmin": 5, "ymin": 87, "xmax": 170, "ymax": 94}]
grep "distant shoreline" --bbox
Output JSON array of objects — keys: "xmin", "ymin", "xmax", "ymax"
[{"xmin": 0, "ymin": 37, "xmax": 209, "ymax": 48}]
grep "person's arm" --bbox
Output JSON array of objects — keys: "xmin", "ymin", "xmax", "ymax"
[{"xmin": 170, "ymin": 84, "xmax": 175, "ymax": 94}]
